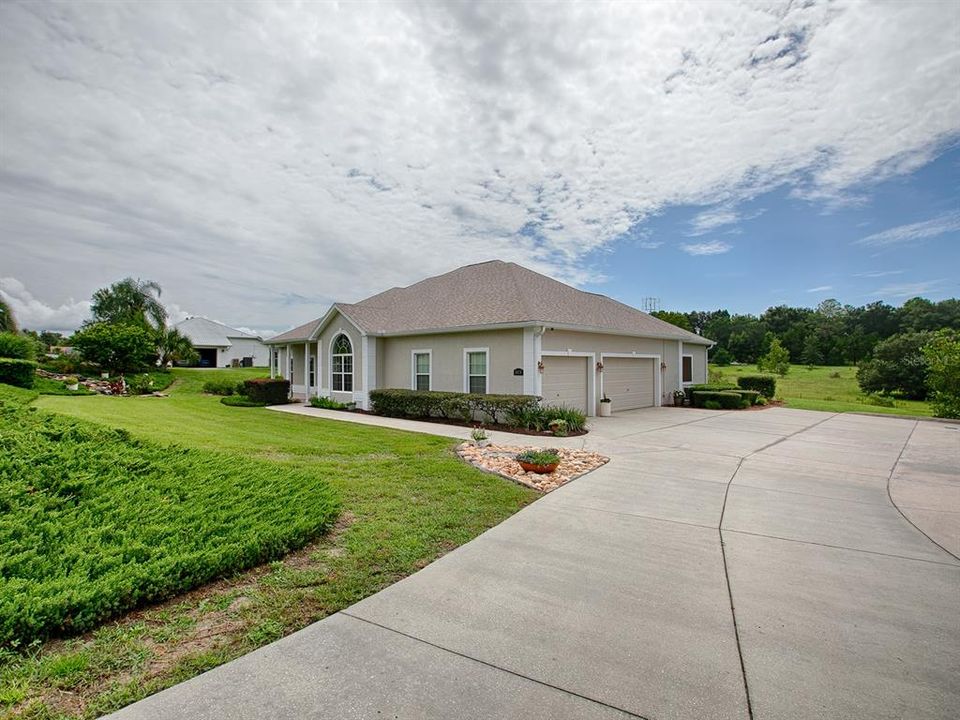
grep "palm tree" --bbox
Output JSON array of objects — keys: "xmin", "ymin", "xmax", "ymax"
[
  {"xmin": 0, "ymin": 297, "xmax": 16, "ymax": 333},
  {"xmin": 155, "ymin": 327, "xmax": 198, "ymax": 367},
  {"xmin": 91, "ymin": 278, "xmax": 167, "ymax": 329}
]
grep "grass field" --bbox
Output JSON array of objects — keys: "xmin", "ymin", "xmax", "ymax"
[
  {"xmin": 3, "ymin": 368, "xmax": 536, "ymax": 718},
  {"xmin": 711, "ymin": 364, "xmax": 933, "ymax": 416}
]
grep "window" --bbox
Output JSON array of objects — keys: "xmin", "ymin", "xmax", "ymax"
[
  {"xmin": 273, "ymin": 350, "xmax": 279, "ymax": 374},
  {"xmin": 309, "ymin": 355, "xmax": 315, "ymax": 387},
  {"xmin": 332, "ymin": 334, "xmax": 353, "ymax": 392},
  {"xmin": 682, "ymin": 355, "xmax": 693, "ymax": 383},
  {"xmin": 413, "ymin": 351, "xmax": 431, "ymax": 391},
  {"xmin": 466, "ymin": 350, "xmax": 488, "ymax": 394},
  {"xmin": 289, "ymin": 354, "xmax": 294, "ymax": 379}
]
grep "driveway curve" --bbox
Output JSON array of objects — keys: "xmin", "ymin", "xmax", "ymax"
[{"xmin": 109, "ymin": 407, "xmax": 959, "ymax": 720}]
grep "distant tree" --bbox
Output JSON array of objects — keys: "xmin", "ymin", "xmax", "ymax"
[
  {"xmin": 757, "ymin": 336, "xmax": 790, "ymax": 376},
  {"xmin": 710, "ymin": 347, "xmax": 733, "ymax": 366},
  {"xmin": 0, "ymin": 298, "xmax": 16, "ymax": 333},
  {"xmin": 72, "ymin": 322, "xmax": 156, "ymax": 374},
  {"xmin": 155, "ymin": 327, "xmax": 199, "ymax": 367},
  {"xmin": 651, "ymin": 310, "xmax": 693, "ymax": 332},
  {"xmin": 922, "ymin": 330, "xmax": 960, "ymax": 418},
  {"xmin": 856, "ymin": 332, "xmax": 931, "ymax": 400},
  {"xmin": 91, "ymin": 278, "xmax": 167, "ymax": 330},
  {"xmin": 0, "ymin": 331, "xmax": 36, "ymax": 360},
  {"xmin": 801, "ymin": 334, "xmax": 823, "ymax": 366}
]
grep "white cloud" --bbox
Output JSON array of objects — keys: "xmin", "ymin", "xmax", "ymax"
[
  {"xmin": 638, "ymin": 240, "xmax": 664, "ymax": 249},
  {"xmin": 0, "ymin": 277, "xmax": 91, "ymax": 331},
  {"xmin": 681, "ymin": 240, "xmax": 732, "ymax": 256},
  {"xmin": 0, "ymin": 2, "xmax": 957, "ymax": 327},
  {"xmin": 853, "ymin": 269, "xmax": 904, "ymax": 278},
  {"xmin": 854, "ymin": 212, "xmax": 960, "ymax": 247},
  {"xmin": 873, "ymin": 279, "xmax": 946, "ymax": 298},
  {"xmin": 806, "ymin": 285, "xmax": 833, "ymax": 293}
]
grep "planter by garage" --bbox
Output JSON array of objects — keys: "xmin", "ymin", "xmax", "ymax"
[{"xmin": 598, "ymin": 399, "xmax": 612, "ymax": 417}]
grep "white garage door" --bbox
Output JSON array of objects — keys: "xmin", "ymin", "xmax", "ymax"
[
  {"xmin": 541, "ymin": 356, "xmax": 589, "ymax": 413},
  {"xmin": 603, "ymin": 357, "xmax": 655, "ymax": 410}
]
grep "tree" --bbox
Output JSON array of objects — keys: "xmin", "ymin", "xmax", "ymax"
[
  {"xmin": 856, "ymin": 332, "xmax": 931, "ymax": 400},
  {"xmin": 710, "ymin": 347, "xmax": 733, "ymax": 365},
  {"xmin": 757, "ymin": 336, "xmax": 790, "ymax": 376},
  {"xmin": 0, "ymin": 331, "xmax": 36, "ymax": 360},
  {"xmin": 156, "ymin": 327, "xmax": 199, "ymax": 367},
  {"xmin": 651, "ymin": 310, "xmax": 693, "ymax": 332},
  {"xmin": 91, "ymin": 278, "xmax": 167, "ymax": 330},
  {"xmin": 801, "ymin": 334, "xmax": 823, "ymax": 366},
  {"xmin": 922, "ymin": 330, "xmax": 960, "ymax": 418},
  {"xmin": 0, "ymin": 298, "xmax": 17, "ymax": 333},
  {"xmin": 72, "ymin": 322, "xmax": 156, "ymax": 374}
]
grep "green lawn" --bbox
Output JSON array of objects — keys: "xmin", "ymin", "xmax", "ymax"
[
  {"xmin": 711, "ymin": 364, "xmax": 933, "ymax": 416},
  {"xmin": 3, "ymin": 368, "xmax": 537, "ymax": 718}
]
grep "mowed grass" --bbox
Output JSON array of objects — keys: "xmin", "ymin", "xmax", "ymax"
[
  {"xmin": 711, "ymin": 364, "xmax": 933, "ymax": 416},
  {"xmin": 5, "ymin": 368, "xmax": 537, "ymax": 718}
]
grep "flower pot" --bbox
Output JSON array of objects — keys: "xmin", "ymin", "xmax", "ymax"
[
  {"xmin": 101, "ymin": 372, "xmax": 109, "ymax": 379},
  {"xmin": 598, "ymin": 401, "xmax": 612, "ymax": 417},
  {"xmin": 518, "ymin": 460, "xmax": 559, "ymax": 474},
  {"xmin": 66, "ymin": 383, "xmax": 79, "ymax": 391}
]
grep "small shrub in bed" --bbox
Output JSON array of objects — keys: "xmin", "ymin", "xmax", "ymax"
[
  {"xmin": 684, "ymin": 382, "xmax": 736, "ymax": 403},
  {"xmin": 0, "ymin": 358, "xmax": 37, "ymax": 388},
  {"xmin": 203, "ymin": 378, "xmax": 238, "ymax": 395},
  {"xmin": 515, "ymin": 448, "xmax": 561, "ymax": 466},
  {"xmin": 736, "ymin": 389, "xmax": 761, "ymax": 405},
  {"xmin": 221, "ymin": 395, "xmax": 267, "ymax": 407},
  {"xmin": 309, "ymin": 396, "xmax": 349, "ymax": 410},
  {"xmin": 737, "ymin": 375, "xmax": 776, "ymax": 398},
  {"xmin": 242, "ymin": 378, "xmax": 289, "ymax": 405},
  {"xmin": 704, "ymin": 400, "xmax": 722, "ymax": 410}
]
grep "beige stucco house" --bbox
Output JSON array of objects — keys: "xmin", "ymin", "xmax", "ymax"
[{"xmin": 265, "ymin": 261, "xmax": 712, "ymax": 416}]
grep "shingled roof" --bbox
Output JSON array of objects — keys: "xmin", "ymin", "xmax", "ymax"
[
  {"xmin": 176, "ymin": 317, "xmax": 261, "ymax": 347},
  {"xmin": 267, "ymin": 261, "xmax": 711, "ymax": 345}
]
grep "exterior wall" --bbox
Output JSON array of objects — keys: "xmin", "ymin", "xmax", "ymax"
[
  {"xmin": 316, "ymin": 311, "xmax": 364, "ymax": 404},
  {"xmin": 684, "ymin": 344, "xmax": 709, "ymax": 385},
  {"xmin": 379, "ymin": 329, "xmax": 525, "ymax": 395},
  {"xmin": 542, "ymin": 330, "xmax": 702, "ymax": 409},
  {"xmin": 223, "ymin": 337, "xmax": 270, "ymax": 367}
]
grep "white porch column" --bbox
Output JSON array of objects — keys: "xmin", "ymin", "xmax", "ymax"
[
  {"xmin": 285, "ymin": 345, "xmax": 291, "ymax": 380},
  {"xmin": 317, "ymin": 340, "xmax": 326, "ymax": 397},
  {"xmin": 678, "ymin": 340, "xmax": 684, "ymax": 393},
  {"xmin": 268, "ymin": 348, "xmax": 274, "ymax": 378},
  {"xmin": 361, "ymin": 335, "xmax": 377, "ymax": 410},
  {"xmin": 303, "ymin": 342, "xmax": 310, "ymax": 398}
]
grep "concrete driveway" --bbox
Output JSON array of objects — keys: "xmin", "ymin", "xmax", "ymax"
[{"xmin": 109, "ymin": 407, "xmax": 959, "ymax": 720}]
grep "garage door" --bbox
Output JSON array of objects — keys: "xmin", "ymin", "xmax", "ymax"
[
  {"xmin": 603, "ymin": 357, "xmax": 655, "ymax": 410},
  {"xmin": 541, "ymin": 356, "xmax": 589, "ymax": 413}
]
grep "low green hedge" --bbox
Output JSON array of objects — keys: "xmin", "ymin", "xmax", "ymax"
[
  {"xmin": 369, "ymin": 388, "xmax": 543, "ymax": 425},
  {"xmin": 0, "ymin": 358, "xmax": 37, "ymax": 388},
  {"xmin": 692, "ymin": 390, "xmax": 744, "ymax": 409},
  {"xmin": 220, "ymin": 395, "xmax": 267, "ymax": 407},
  {"xmin": 736, "ymin": 389, "xmax": 761, "ymax": 405},
  {"xmin": 243, "ymin": 378, "xmax": 289, "ymax": 405},
  {"xmin": 203, "ymin": 379, "xmax": 240, "ymax": 396},
  {"xmin": 684, "ymin": 382, "xmax": 736, "ymax": 403},
  {"xmin": 737, "ymin": 375, "xmax": 776, "ymax": 398}
]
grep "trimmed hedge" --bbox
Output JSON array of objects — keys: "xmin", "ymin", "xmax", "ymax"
[
  {"xmin": 0, "ymin": 331, "xmax": 36, "ymax": 360},
  {"xmin": 684, "ymin": 382, "xmax": 736, "ymax": 403},
  {"xmin": 692, "ymin": 390, "xmax": 744, "ymax": 409},
  {"xmin": 243, "ymin": 378, "xmax": 290, "ymax": 405},
  {"xmin": 203, "ymin": 379, "xmax": 239, "ymax": 396},
  {"xmin": 0, "ymin": 358, "xmax": 37, "ymax": 388},
  {"xmin": 737, "ymin": 375, "xmax": 776, "ymax": 398},
  {"xmin": 221, "ymin": 395, "xmax": 267, "ymax": 407},
  {"xmin": 736, "ymin": 389, "xmax": 761, "ymax": 405},
  {"xmin": 369, "ymin": 388, "xmax": 541, "ymax": 425}
]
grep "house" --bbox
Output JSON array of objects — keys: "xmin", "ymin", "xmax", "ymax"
[
  {"xmin": 175, "ymin": 317, "xmax": 269, "ymax": 368},
  {"xmin": 265, "ymin": 261, "xmax": 712, "ymax": 415}
]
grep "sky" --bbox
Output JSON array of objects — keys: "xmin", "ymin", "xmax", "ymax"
[{"xmin": 1, "ymin": 1, "xmax": 958, "ymax": 335}]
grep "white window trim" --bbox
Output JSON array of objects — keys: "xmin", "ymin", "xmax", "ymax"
[
  {"xmin": 411, "ymin": 349, "xmax": 432, "ymax": 391},
  {"xmin": 682, "ymin": 353, "xmax": 694, "ymax": 385},
  {"xmin": 309, "ymin": 353, "xmax": 316, "ymax": 388},
  {"xmin": 538, "ymin": 350, "xmax": 596, "ymax": 417},
  {"xmin": 598, "ymin": 352, "xmax": 662, "ymax": 408},
  {"xmin": 463, "ymin": 347, "xmax": 489, "ymax": 394},
  {"xmin": 329, "ymin": 330, "xmax": 354, "ymax": 394}
]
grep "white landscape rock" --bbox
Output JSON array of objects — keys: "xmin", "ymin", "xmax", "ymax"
[{"xmin": 456, "ymin": 443, "xmax": 609, "ymax": 492}]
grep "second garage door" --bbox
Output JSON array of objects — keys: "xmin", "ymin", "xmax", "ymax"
[
  {"xmin": 603, "ymin": 357, "xmax": 655, "ymax": 410},
  {"xmin": 541, "ymin": 356, "xmax": 589, "ymax": 413}
]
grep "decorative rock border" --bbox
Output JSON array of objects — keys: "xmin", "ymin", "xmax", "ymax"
[{"xmin": 456, "ymin": 443, "xmax": 609, "ymax": 492}]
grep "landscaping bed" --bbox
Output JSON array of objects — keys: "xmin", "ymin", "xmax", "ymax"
[{"xmin": 457, "ymin": 443, "xmax": 608, "ymax": 492}]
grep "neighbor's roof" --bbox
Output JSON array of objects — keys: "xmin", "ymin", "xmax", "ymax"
[
  {"xmin": 175, "ymin": 317, "xmax": 261, "ymax": 347},
  {"xmin": 267, "ymin": 261, "xmax": 711, "ymax": 345}
]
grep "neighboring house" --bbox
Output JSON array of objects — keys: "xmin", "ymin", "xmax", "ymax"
[
  {"xmin": 266, "ymin": 261, "xmax": 712, "ymax": 415},
  {"xmin": 175, "ymin": 317, "xmax": 269, "ymax": 368}
]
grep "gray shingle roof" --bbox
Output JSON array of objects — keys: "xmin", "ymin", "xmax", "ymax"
[
  {"xmin": 175, "ymin": 317, "xmax": 260, "ymax": 347},
  {"xmin": 267, "ymin": 261, "xmax": 712, "ymax": 345}
]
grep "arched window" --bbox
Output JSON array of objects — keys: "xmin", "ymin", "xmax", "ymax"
[{"xmin": 332, "ymin": 334, "xmax": 353, "ymax": 392}]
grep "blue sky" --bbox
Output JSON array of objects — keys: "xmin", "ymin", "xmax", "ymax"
[
  {"xmin": 0, "ymin": 2, "xmax": 958, "ymax": 334},
  {"xmin": 589, "ymin": 146, "xmax": 960, "ymax": 314}
]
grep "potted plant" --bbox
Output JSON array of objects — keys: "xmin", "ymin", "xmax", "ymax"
[
  {"xmin": 673, "ymin": 390, "xmax": 686, "ymax": 407},
  {"xmin": 101, "ymin": 371, "xmax": 110, "ymax": 379},
  {"xmin": 470, "ymin": 426, "xmax": 490, "ymax": 448},
  {"xmin": 547, "ymin": 419, "xmax": 568, "ymax": 437},
  {"xmin": 515, "ymin": 448, "xmax": 561, "ymax": 474},
  {"xmin": 63, "ymin": 376, "xmax": 79, "ymax": 391},
  {"xmin": 598, "ymin": 395, "xmax": 612, "ymax": 417}
]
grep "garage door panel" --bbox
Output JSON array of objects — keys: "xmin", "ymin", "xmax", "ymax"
[
  {"xmin": 541, "ymin": 356, "xmax": 588, "ymax": 413},
  {"xmin": 603, "ymin": 357, "xmax": 655, "ymax": 410}
]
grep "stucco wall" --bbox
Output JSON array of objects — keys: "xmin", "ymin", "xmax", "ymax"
[
  {"xmin": 379, "ymin": 329, "xmax": 525, "ymax": 395},
  {"xmin": 316, "ymin": 311, "xmax": 363, "ymax": 402},
  {"xmin": 683, "ymin": 343, "xmax": 709, "ymax": 385},
  {"xmin": 221, "ymin": 337, "xmax": 269, "ymax": 367}
]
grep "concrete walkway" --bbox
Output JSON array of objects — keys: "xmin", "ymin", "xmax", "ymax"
[{"xmin": 109, "ymin": 407, "xmax": 959, "ymax": 720}]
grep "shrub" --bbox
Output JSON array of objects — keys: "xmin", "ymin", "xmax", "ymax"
[
  {"xmin": 515, "ymin": 449, "xmax": 560, "ymax": 466},
  {"xmin": 856, "ymin": 332, "xmax": 931, "ymax": 400},
  {"xmin": 0, "ymin": 358, "xmax": 36, "ymax": 388},
  {"xmin": 221, "ymin": 395, "xmax": 267, "ymax": 407},
  {"xmin": 737, "ymin": 375, "xmax": 776, "ymax": 398},
  {"xmin": 242, "ymin": 378, "xmax": 290, "ymax": 405},
  {"xmin": 691, "ymin": 390, "xmax": 743, "ymax": 409},
  {"xmin": 685, "ymin": 382, "xmax": 736, "ymax": 403},
  {"xmin": 369, "ymin": 389, "xmax": 541, "ymax": 425},
  {"xmin": 757, "ymin": 336, "xmax": 790, "ymax": 376},
  {"xmin": 542, "ymin": 405, "xmax": 586, "ymax": 433},
  {"xmin": 125, "ymin": 374, "xmax": 156, "ymax": 395},
  {"xmin": 203, "ymin": 379, "xmax": 238, "ymax": 396},
  {"xmin": 71, "ymin": 322, "xmax": 155, "ymax": 373},
  {"xmin": 704, "ymin": 400, "xmax": 722, "ymax": 410},
  {"xmin": 548, "ymin": 419, "xmax": 568, "ymax": 437},
  {"xmin": 922, "ymin": 330, "xmax": 960, "ymax": 418},
  {"xmin": 736, "ymin": 389, "xmax": 761, "ymax": 405},
  {"xmin": 710, "ymin": 347, "xmax": 733, "ymax": 366},
  {"xmin": 309, "ymin": 396, "xmax": 349, "ymax": 410},
  {"xmin": 0, "ymin": 397, "xmax": 339, "ymax": 645},
  {"xmin": 0, "ymin": 331, "xmax": 36, "ymax": 360},
  {"xmin": 863, "ymin": 393, "xmax": 895, "ymax": 408}
]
